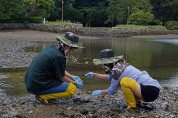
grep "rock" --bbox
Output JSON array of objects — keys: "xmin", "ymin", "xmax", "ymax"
[
  {"xmin": 161, "ymin": 102, "xmax": 168, "ymax": 110},
  {"xmin": 80, "ymin": 109, "xmax": 89, "ymax": 115}
]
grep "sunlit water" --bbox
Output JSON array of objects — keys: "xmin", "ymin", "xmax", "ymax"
[{"xmin": 0, "ymin": 37, "xmax": 178, "ymax": 95}]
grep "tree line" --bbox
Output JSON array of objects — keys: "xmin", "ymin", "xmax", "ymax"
[{"xmin": 0, "ymin": 0, "xmax": 178, "ymax": 27}]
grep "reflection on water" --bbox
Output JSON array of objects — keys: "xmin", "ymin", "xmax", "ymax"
[
  {"xmin": 161, "ymin": 74, "xmax": 178, "ymax": 87},
  {"xmin": 1, "ymin": 37, "xmax": 178, "ymax": 95},
  {"xmin": 153, "ymin": 39, "xmax": 178, "ymax": 46}
]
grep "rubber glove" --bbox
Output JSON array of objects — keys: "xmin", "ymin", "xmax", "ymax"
[
  {"xmin": 85, "ymin": 72, "xmax": 93, "ymax": 79},
  {"xmin": 72, "ymin": 76, "xmax": 82, "ymax": 82},
  {"xmin": 76, "ymin": 81, "xmax": 84, "ymax": 89},
  {"xmin": 72, "ymin": 76, "xmax": 84, "ymax": 89},
  {"xmin": 92, "ymin": 90, "xmax": 102, "ymax": 96}
]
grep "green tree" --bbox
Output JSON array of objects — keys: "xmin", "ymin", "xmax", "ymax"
[
  {"xmin": 23, "ymin": 0, "xmax": 36, "ymax": 17},
  {"xmin": 150, "ymin": 0, "xmax": 178, "ymax": 23},
  {"xmin": 48, "ymin": 0, "xmax": 109, "ymax": 26},
  {"xmin": 130, "ymin": 0, "xmax": 154, "ymax": 25},
  {"xmin": 0, "ymin": 0, "xmax": 25, "ymax": 19},
  {"xmin": 23, "ymin": 0, "xmax": 55, "ymax": 18},
  {"xmin": 107, "ymin": 0, "xmax": 134, "ymax": 25},
  {"xmin": 107, "ymin": 0, "xmax": 153, "ymax": 26},
  {"xmin": 63, "ymin": 5, "xmax": 83, "ymax": 23},
  {"xmin": 130, "ymin": 10, "xmax": 154, "ymax": 25},
  {"xmin": 131, "ymin": 0, "xmax": 152, "ymax": 13}
]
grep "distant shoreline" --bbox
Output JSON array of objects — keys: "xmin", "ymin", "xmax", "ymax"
[
  {"xmin": 131, "ymin": 34, "xmax": 178, "ymax": 39},
  {"xmin": 1, "ymin": 23, "xmax": 177, "ymax": 37}
]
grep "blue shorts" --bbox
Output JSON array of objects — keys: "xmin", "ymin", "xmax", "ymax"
[{"xmin": 40, "ymin": 82, "xmax": 69, "ymax": 94}]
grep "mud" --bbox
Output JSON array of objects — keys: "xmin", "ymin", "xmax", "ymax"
[
  {"xmin": 0, "ymin": 30, "xmax": 178, "ymax": 118},
  {"xmin": 0, "ymin": 30, "xmax": 100, "ymax": 68},
  {"xmin": 0, "ymin": 87, "xmax": 177, "ymax": 118}
]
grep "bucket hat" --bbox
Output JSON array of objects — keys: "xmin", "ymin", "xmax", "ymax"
[
  {"xmin": 93, "ymin": 49, "xmax": 123, "ymax": 65},
  {"xmin": 56, "ymin": 32, "xmax": 84, "ymax": 49}
]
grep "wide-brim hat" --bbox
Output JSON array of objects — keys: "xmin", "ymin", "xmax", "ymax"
[
  {"xmin": 93, "ymin": 49, "xmax": 123, "ymax": 65},
  {"xmin": 56, "ymin": 32, "xmax": 84, "ymax": 49}
]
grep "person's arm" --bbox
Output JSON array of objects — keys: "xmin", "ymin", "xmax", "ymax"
[
  {"xmin": 65, "ymin": 71, "xmax": 72, "ymax": 79},
  {"xmin": 106, "ymin": 78, "xmax": 120, "ymax": 95},
  {"xmin": 92, "ymin": 78, "xmax": 120, "ymax": 96},
  {"xmin": 61, "ymin": 75, "xmax": 77, "ymax": 85},
  {"xmin": 93, "ymin": 73, "xmax": 108, "ymax": 81},
  {"xmin": 85, "ymin": 72, "xmax": 108, "ymax": 81}
]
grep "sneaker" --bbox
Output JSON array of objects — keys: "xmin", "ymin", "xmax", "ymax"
[{"xmin": 35, "ymin": 95, "xmax": 48, "ymax": 104}]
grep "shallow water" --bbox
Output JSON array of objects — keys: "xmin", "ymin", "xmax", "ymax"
[{"xmin": 0, "ymin": 36, "xmax": 178, "ymax": 95}]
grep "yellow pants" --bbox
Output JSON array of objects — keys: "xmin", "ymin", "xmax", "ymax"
[
  {"xmin": 120, "ymin": 77, "xmax": 137, "ymax": 109},
  {"xmin": 38, "ymin": 83, "xmax": 77, "ymax": 103}
]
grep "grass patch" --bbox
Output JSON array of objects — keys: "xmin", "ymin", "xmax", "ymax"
[
  {"xmin": 116, "ymin": 25, "xmax": 167, "ymax": 29},
  {"xmin": 47, "ymin": 20, "xmax": 80, "ymax": 25}
]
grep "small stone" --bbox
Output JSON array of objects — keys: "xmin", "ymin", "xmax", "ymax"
[
  {"xmin": 28, "ymin": 110, "xmax": 33, "ymax": 114},
  {"xmin": 80, "ymin": 109, "xmax": 88, "ymax": 115},
  {"xmin": 66, "ymin": 107, "xmax": 71, "ymax": 110}
]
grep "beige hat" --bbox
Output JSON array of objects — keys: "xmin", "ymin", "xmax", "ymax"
[
  {"xmin": 56, "ymin": 32, "xmax": 84, "ymax": 49},
  {"xmin": 93, "ymin": 49, "xmax": 123, "ymax": 65}
]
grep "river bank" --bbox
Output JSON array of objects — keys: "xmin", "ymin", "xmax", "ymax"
[
  {"xmin": 1, "ymin": 23, "xmax": 178, "ymax": 37},
  {"xmin": 0, "ymin": 30, "xmax": 178, "ymax": 117}
]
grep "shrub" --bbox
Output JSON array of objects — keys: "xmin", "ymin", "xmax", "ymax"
[
  {"xmin": 0, "ymin": 17, "xmax": 43, "ymax": 23},
  {"xmin": 149, "ymin": 20, "xmax": 162, "ymax": 25},
  {"xmin": 130, "ymin": 10, "xmax": 154, "ymax": 25},
  {"xmin": 165, "ymin": 21, "xmax": 178, "ymax": 30},
  {"xmin": 171, "ymin": 25, "xmax": 178, "ymax": 30}
]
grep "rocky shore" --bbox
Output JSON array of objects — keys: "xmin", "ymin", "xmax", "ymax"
[
  {"xmin": 0, "ymin": 87, "xmax": 177, "ymax": 118},
  {"xmin": 1, "ymin": 23, "xmax": 178, "ymax": 37}
]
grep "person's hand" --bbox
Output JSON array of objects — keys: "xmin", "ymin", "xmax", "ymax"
[
  {"xmin": 92, "ymin": 90, "xmax": 102, "ymax": 96},
  {"xmin": 72, "ymin": 76, "xmax": 82, "ymax": 82},
  {"xmin": 72, "ymin": 76, "xmax": 84, "ymax": 89},
  {"xmin": 85, "ymin": 72, "xmax": 93, "ymax": 79},
  {"xmin": 76, "ymin": 81, "xmax": 84, "ymax": 89}
]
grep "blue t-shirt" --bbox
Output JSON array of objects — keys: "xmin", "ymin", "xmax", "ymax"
[
  {"xmin": 106, "ymin": 65, "xmax": 162, "ymax": 95},
  {"xmin": 25, "ymin": 45, "xmax": 66, "ymax": 95}
]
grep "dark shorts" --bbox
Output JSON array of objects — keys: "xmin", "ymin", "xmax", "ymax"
[{"xmin": 141, "ymin": 85, "xmax": 160, "ymax": 102}]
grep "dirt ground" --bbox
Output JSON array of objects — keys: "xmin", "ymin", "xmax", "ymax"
[{"xmin": 0, "ymin": 30, "xmax": 178, "ymax": 118}]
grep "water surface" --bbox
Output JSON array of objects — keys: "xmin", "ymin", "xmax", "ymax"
[{"xmin": 1, "ymin": 37, "xmax": 178, "ymax": 95}]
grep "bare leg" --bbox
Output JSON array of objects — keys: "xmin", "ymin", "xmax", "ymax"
[{"xmin": 134, "ymin": 82, "xmax": 144, "ymax": 101}]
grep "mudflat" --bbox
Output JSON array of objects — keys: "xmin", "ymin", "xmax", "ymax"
[{"xmin": 0, "ymin": 30, "xmax": 177, "ymax": 118}]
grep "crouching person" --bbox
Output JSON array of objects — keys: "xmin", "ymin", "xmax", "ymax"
[
  {"xmin": 25, "ymin": 32, "xmax": 84, "ymax": 104},
  {"xmin": 85, "ymin": 49, "xmax": 161, "ymax": 110}
]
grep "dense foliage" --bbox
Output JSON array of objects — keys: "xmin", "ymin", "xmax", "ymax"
[
  {"xmin": 0, "ymin": 0, "xmax": 54, "ymax": 22},
  {"xmin": 0, "ymin": 0, "xmax": 177, "ymax": 27}
]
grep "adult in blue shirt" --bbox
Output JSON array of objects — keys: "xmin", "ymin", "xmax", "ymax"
[
  {"xmin": 25, "ymin": 32, "xmax": 84, "ymax": 104},
  {"xmin": 85, "ymin": 49, "xmax": 161, "ymax": 110}
]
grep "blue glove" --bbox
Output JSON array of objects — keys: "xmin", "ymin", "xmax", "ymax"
[
  {"xmin": 92, "ymin": 90, "xmax": 102, "ymax": 96},
  {"xmin": 76, "ymin": 81, "xmax": 84, "ymax": 89},
  {"xmin": 72, "ymin": 76, "xmax": 82, "ymax": 82},
  {"xmin": 72, "ymin": 76, "xmax": 84, "ymax": 89},
  {"xmin": 85, "ymin": 72, "xmax": 93, "ymax": 79}
]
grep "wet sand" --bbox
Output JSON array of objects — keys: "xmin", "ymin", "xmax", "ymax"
[{"xmin": 0, "ymin": 30, "xmax": 178, "ymax": 118}]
